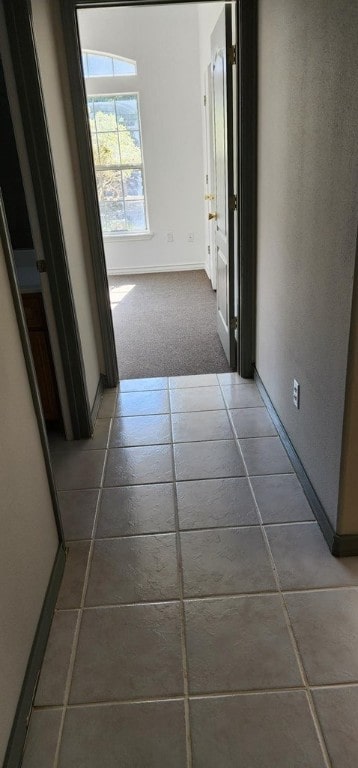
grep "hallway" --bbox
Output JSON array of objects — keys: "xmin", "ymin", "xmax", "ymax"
[{"xmin": 24, "ymin": 374, "xmax": 358, "ymax": 767}]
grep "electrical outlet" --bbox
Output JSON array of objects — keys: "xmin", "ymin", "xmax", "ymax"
[
  {"xmin": 188, "ymin": 232, "xmax": 194, "ymax": 242},
  {"xmin": 293, "ymin": 379, "xmax": 300, "ymax": 409},
  {"xmin": 167, "ymin": 232, "xmax": 174, "ymax": 242}
]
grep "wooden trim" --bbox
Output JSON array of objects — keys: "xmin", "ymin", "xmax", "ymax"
[
  {"xmin": 255, "ymin": 370, "xmax": 358, "ymax": 557},
  {"xmin": 2, "ymin": 0, "xmax": 93, "ymax": 438},
  {"xmin": 61, "ymin": 1, "xmax": 118, "ymax": 388},
  {"xmin": 237, "ymin": 0, "xmax": 257, "ymax": 378},
  {"xmin": 3, "ymin": 545, "xmax": 66, "ymax": 768}
]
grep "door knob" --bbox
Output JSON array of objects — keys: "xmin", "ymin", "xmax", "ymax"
[
  {"xmin": 208, "ymin": 212, "xmax": 217, "ymax": 220},
  {"xmin": 205, "ymin": 194, "xmax": 215, "ymax": 200}
]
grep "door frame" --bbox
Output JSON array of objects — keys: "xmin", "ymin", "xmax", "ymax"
[
  {"xmin": 237, "ymin": 0, "xmax": 257, "ymax": 376},
  {"xmin": 2, "ymin": 0, "xmax": 118, "ymax": 439},
  {"xmin": 211, "ymin": 3, "xmax": 236, "ymax": 367},
  {"xmin": 0, "ymin": 191, "xmax": 66, "ymax": 768},
  {"xmin": 61, "ymin": 0, "xmax": 257, "ymax": 377}
]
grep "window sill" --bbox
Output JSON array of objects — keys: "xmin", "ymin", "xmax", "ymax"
[{"xmin": 103, "ymin": 232, "xmax": 154, "ymax": 243}]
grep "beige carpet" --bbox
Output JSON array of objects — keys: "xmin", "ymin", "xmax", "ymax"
[{"xmin": 109, "ymin": 270, "xmax": 231, "ymax": 379}]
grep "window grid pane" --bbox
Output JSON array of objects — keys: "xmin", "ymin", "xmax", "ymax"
[
  {"xmin": 88, "ymin": 94, "xmax": 147, "ymax": 234},
  {"xmin": 82, "ymin": 50, "xmax": 136, "ymax": 78},
  {"xmin": 95, "ymin": 168, "xmax": 146, "ymax": 233}
]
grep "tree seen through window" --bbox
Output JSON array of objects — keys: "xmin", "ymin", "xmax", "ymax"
[{"xmin": 87, "ymin": 95, "xmax": 147, "ymax": 234}]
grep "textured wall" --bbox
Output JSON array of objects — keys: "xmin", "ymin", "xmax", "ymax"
[
  {"xmin": 31, "ymin": 0, "xmax": 104, "ymax": 408},
  {"xmin": 256, "ymin": 0, "xmax": 358, "ymax": 528},
  {"xmin": 0, "ymin": 236, "xmax": 58, "ymax": 763}
]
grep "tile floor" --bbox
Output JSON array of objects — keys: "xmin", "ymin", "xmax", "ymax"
[{"xmin": 23, "ymin": 374, "xmax": 358, "ymax": 767}]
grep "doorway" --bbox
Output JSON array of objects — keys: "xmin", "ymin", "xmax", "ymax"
[
  {"xmin": 60, "ymin": 0, "xmax": 257, "ymax": 385},
  {"xmin": 0, "ymin": 58, "xmax": 66, "ymax": 435},
  {"xmin": 75, "ymin": 1, "xmax": 236, "ymax": 379},
  {"xmin": 1, "ymin": 0, "xmax": 257, "ymax": 441}
]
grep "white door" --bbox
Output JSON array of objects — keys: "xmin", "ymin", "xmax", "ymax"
[
  {"xmin": 211, "ymin": 4, "xmax": 236, "ymax": 366},
  {"xmin": 204, "ymin": 64, "xmax": 217, "ymax": 289}
]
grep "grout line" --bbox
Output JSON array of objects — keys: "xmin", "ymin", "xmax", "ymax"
[
  {"xmin": 228, "ymin": 415, "xmax": 333, "ymax": 768},
  {"xmin": 310, "ymin": 681, "xmax": 358, "ymax": 690},
  {"xmin": 44, "ymin": 377, "xmax": 348, "ymax": 766},
  {"xmin": 76, "ymin": 524, "xmax": 263, "ymax": 543},
  {"xmin": 54, "ymin": 582, "xmax": 358, "ymax": 614},
  {"xmin": 236, "ymin": 434, "xmax": 282, "ymax": 441},
  {"xmin": 248, "ymin": 471, "xmax": 299, "ymax": 478},
  {"xmin": 33, "ymin": 679, "xmax": 358, "ymax": 714},
  {"xmin": 57, "ymin": 469, "xmax": 305, "ymax": 494},
  {"xmin": 282, "ymin": 585, "xmax": 358, "ymax": 594},
  {"xmin": 62, "ymin": 517, "xmax": 318, "ymax": 545},
  {"xmin": 53, "ymin": 408, "xmax": 116, "ymax": 768},
  {"xmin": 89, "ymin": 530, "xmax": 178, "ymax": 542},
  {"xmin": 103, "ymin": 435, "xmax": 288, "ymax": 449},
  {"xmin": 119, "ymin": 388, "xmax": 170, "ymax": 393},
  {"xmin": 66, "ymin": 696, "xmax": 185, "ymax": 710},
  {"xmin": 56, "ymin": 485, "xmax": 103, "ymax": 492},
  {"xmin": 169, "ymin": 397, "xmax": 193, "ymax": 768},
  {"xmin": 262, "ymin": 520, "xmax": 316, "ymax": 527},
  {"xmin": 114, "ymin": 410, "xmax": 171, "ymax": 418},
  {"xmin": 59, "ymin": 687, "xmax": 308, "ymax": 709},
  {"xmin": 189, "ymin": 687, "xmax": 306, "ymax": 699},
  {"xmin": 59, "ymin": 591, "xmax": 280, "ymax": 612},
  {"xmin": 78, "ymin": 590, "xmax": 280, "ymax": 610}
]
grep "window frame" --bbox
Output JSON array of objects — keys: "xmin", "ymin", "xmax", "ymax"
[
  {"xmin": 87, "ymin": 91, "xmax": 150, "ymax": 238},
  {"xmin": 82, "ymin": 49, "xmax": 137, "ymax": 78}
]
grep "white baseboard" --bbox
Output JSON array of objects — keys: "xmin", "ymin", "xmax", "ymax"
[{"xmin": 107, "ymin": 262, "xmax": 206, "ymax": 276}]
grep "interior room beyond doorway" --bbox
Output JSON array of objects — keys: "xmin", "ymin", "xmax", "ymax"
[
  {"xmin": 77, "ymin": 1, "xmax": 237, "ymax": 379},
  {"xmin": 109, "ymin": 270, "xmax": 230, "ymax": 378}
]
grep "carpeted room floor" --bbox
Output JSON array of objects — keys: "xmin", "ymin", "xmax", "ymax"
[{"xmin": 108, "ymin": 270, "xmax": 231, "ymax": 379}]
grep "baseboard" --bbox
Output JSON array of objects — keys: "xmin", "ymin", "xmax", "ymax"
[
  {"xmin": 106, "ymin": 263, "xmax": 206, "ymax": 276},
  {"xmin": 91, "ymin": 373, "xmax": 106, "ymax": 427},
  {"xmin": 254, "ymin": 370, "xmax": 358, "ymax": 557},
  {"xmin": 4, "ymin": 544, "xmax": 66, "ymax": 768}
]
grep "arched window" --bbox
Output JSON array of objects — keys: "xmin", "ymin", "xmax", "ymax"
[
  {"xmin": 82, "ymin": 50, "xmax": 137, "ymax": 78},
  {"xmin": 83, "ymin": 49, "xmax": 147, "ymax": 235}
]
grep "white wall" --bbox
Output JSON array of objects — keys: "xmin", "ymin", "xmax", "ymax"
[
  {"xmin": 78, "ymin": 4, "xmax": 206, "ymax": 275},
  {"xmin": 256, "ymin": 0, "xmax": 358, "ymax": 529},
  {"xmin": 31, "ymin": 0, "xmax": 104, "ymax": 409},
  {"xmin": 0, "ymin": 236, "xmax": 59, "ymax": 763}
]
